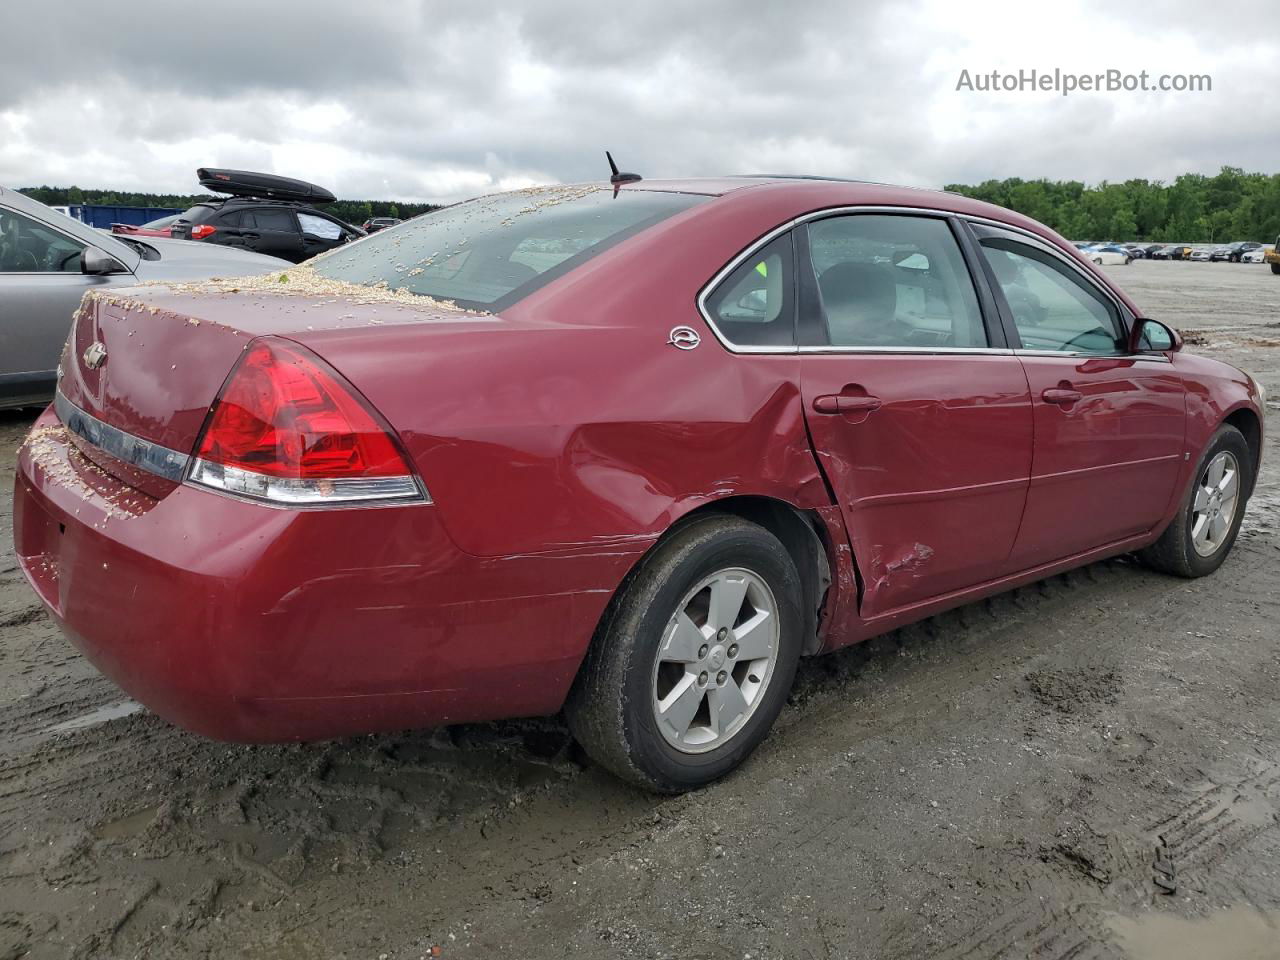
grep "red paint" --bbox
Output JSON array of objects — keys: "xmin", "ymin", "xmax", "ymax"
[{"xmin": 12, "ymin": 178, "xmax": 1266, "ymax": 742}]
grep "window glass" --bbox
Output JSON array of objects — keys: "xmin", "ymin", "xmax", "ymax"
[
  {"xmin": 979, "ymin": 238, "xmax": 1122, "ymax": 354},
  {"xmin": 252, "ymin": 209, "xmax": 297, "ymax": 232},
  {"xmin": 703, "ymin": 233, "xmax": 795, "ymax": 347},
  {"xmin": 312, "ymin": 187, "xmax": 706, "ymax": 311},
  {"xmin": 805, "ymin": 215, "xmax": 986, "ymax": 348},
  {"xmin": 0, "ymin": 206, "xmax": 86, "ymax": 273},
  {"xmin": 298, "ymin": 213, "xmax": 343, "ymax": 240}
]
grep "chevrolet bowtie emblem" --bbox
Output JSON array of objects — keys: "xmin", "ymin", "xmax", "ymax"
[{"xmin": 83, "ymin": 342, "xmax": 108, "ymax": 370}]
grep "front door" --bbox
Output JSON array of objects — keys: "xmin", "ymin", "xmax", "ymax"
[
  {"xmin": 970, "ymin": 223, "xmax": 1186, "ymax": 567},
  {"xmin": 0, "ymin": 204, "xmax": 94, "ymax": 401},
  {"xmin": 796, "ymin": 212, "xmax": 1034, "ymax": 617}
]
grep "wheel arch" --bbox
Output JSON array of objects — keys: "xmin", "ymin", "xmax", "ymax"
[
  {"xmin": 1223, "ymin": 406, "xmax": 1262, "ymax": 498},
  {"xmin": 578, "ymin": 495, "xmax": 837, "ymax": 680}
]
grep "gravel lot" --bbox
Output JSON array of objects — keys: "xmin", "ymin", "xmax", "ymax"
[{"xmin": 2, "ymin": 259, "xmax": 1278, "ymax": 960}]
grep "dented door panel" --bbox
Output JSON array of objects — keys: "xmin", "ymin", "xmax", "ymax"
[{"xmin": 799, "ymin": 354, "xmax": 1034, "ymax": 616}]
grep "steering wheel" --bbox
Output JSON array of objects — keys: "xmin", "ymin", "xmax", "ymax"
[{"xmin": 1060, "ymin": 327, "xmax": 1115, "ymax": 351}]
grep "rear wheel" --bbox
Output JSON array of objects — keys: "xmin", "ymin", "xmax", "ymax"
[
  {"xmin": 1271, "ymin": 263, "xmax": 1280, "ymax": 275},
  {"xmin": 566, "ymin": 516, "xmax": 803, "ymax": 792},
  {"xmin": 1139, "ymin": 425, "xmax": 1252, "ymax": 578}
]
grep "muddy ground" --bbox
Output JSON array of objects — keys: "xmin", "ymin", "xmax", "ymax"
[{"xmin": 2, "ymin": 259, "xmax": 1279, "ymax": 960}]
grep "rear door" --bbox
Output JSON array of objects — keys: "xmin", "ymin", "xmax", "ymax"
[
  {"xmin": 791, "ymin": 212, "xmax": 1034, "ymax": 617},
  {"xmin": 969, "ymin": 222, "xmax": 1185, "ymax": 567},
  {"xmin": 242, "ymin": 208, "xmax": 305, "ymax": 262}
]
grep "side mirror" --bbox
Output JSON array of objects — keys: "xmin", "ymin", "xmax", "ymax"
[
  {"xmin": 1129, "ymin": 317, "xmax": 1182, "ymax": 354},
  {"xmin": 81, "ymin": 247, "xmax": 129, "ymax": 276}
]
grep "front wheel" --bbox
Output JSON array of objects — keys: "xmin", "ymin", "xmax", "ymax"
[
  {"xmin": 1139, "ymin": 425, "xmax": 1252, "ymax": 578},
  {"xmin": 566, "ymin": 515, "xmax": 804, "ymax": 792}
]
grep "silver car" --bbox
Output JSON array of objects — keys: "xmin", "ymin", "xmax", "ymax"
[{"xmin": 1, "ymin": 186, "xmax": 288, "ymax": 409}]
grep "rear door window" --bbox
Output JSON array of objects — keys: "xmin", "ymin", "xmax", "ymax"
[
  {"xmin": 803, "ymin": 214, "xmax": 987, "ymax": 348},
  {"xmin": 251, "ymin": 209, "xmax": 298, "ymax": 233}
]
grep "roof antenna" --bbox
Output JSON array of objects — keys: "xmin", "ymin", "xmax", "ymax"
[{"xmin": 606, "ymin": 151, "xmax": 642, "ymax": 187}]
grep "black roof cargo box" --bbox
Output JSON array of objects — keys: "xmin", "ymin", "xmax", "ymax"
[{"xmin": 196, "ymin": 168, "xmax": 336, "ymax": 204}]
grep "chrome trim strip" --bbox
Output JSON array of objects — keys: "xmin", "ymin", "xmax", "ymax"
[
  {"xmin": 187, "ymin": 459, "xmax": 428, "ymax": 507},
  {"xmin": 696, "ymin": 203, "xmax": 1153, "ymax": 361},
  {"xmin": 55, "ymin": 389, "xmax": 190, "ymax": 482},
  {"xmin": 796, "ymin": 345, "xmax": 1015, "ymax": 356},
  {"xmin": 1013, "ymin": 349, "xmax": 1173, "ymax": 364},
  {"xmin": 695, "ymin": 216, "xmax": 802, "ymax": 355}
]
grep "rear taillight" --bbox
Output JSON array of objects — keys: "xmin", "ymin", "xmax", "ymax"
[
  {"xmin": 190, "ymin": 224, "xmax": 217, "ymax": 240},
  {"xmin": 187, "ymin": 338, "xmax": 427, "ymax": 506}
]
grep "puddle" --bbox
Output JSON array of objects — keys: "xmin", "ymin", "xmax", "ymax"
[
  {"xmin": 1109, "ymin": 907, "xmax": 1280, "ymax": 959},
  {"xmin": 48, "ymin": 700, "xmax": 145, "ymax": 733}
]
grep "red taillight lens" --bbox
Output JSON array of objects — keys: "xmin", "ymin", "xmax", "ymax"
[
  {"xmin": 190, "ymin": 224, "xmax": 217, "ymax": 240},
  {"xmin": 189, "ymin": 339, "xmax": 424, "ymax": 505}
]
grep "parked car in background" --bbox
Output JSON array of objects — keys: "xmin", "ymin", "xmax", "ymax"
[
  {"xmin": 1217, "ymin": 241, "xmax": 1264, "ymax": 262},
  {"xmin": 1242, "ymin": 245, "xmax": 1273, "ymax": 264},
  {"xmin": 170, "ymin": 168, "xmax": 364, "ymax": 263},
  {"xmin": 111, "ymin": 214, "xmax": 180, "ymax": 238},
  {"xmin": 13, "ymin": 176, "xmax": 1265, "ymax": 792},
  {"xmin": 1088, "ymin": 244, "xmax": 1132, "ymax": 265},
  {"xmin": 1141, "ymin": 243, "xmax": 1164, "ymax": 258},
  {"xmin": 362, "ymin": 217, "xmax": 402, "ymax": 233},
  {"xmin": 0, "ymin": 184, "xmax": 288, "ymax": 409},
  {"xmin": 1266, "ymin": 238, "xmax": 1280, "ymax": 274},
  {"xmin": 1190, "ymin": 246, "xmax": 1214, "ymax": 262},
  {"xmin": 1123, "ymin": 244, "xmax": 1148, "ymax": 259},
  {"xmin": 1169, "ymin": 245, "xmax": 1195, "ymax": 260}
]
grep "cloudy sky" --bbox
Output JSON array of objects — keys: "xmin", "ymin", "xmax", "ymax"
[{"xmin": 3, "ymin": 0, "xmax": 1276, "ymax": 203}]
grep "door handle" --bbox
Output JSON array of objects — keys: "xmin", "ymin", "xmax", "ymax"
[
  {"xmin": 1041, "ymin": 387, "xmax": 1083, "ymax": 406},
  {"xmin": 813, "ymin": 394, "xmax": 882, "ymax": 415}
]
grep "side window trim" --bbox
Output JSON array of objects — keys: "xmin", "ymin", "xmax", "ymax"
[
  {"xmin": 797, "ymin": 211, "xmax": 998, "ymax": 354},
  {"xmin": 697, "ymin": 221, "xmax": 801, "ymax": 354},
  {"xmin": 966, "ymin": 219, "xmax": 1132, "ymax": 354}
]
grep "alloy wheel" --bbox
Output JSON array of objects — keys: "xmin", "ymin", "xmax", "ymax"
[
  {"xmin": 650, "ymin": 567, "xmax": 779, "ymax": 754},
  {"xmin": 1191, "ymin": 450, "xmax": 1240, "ymax": 557}
]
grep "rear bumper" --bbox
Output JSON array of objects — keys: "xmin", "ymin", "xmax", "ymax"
[{"xmin": 13, "ymin": 407, "xmax": 641, "ymax": 741}]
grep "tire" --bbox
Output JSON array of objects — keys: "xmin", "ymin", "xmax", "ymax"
[
  {"xmin": 1271, "ymin": 263, "xmax": 1280, "ymax": 275},
  {"xmin": 1139, "ymin": 424, "xmax": 1252, "ymax": 578},
  {"xmin": 565, "ymin": 515, "xmax": 804, "ymax": 792},
  {"xmin": 1093, "ymin": 257, "xmax": 1102, "ymax": 265}
]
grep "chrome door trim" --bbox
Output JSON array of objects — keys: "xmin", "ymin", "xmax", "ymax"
[{"xmin": 695, "ymin": 203, "xmax": 1166, "ymax": 363}]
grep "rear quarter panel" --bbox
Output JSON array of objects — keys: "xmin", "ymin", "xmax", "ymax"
[{"xmin": 298, "ymin": 190, "xmax": 836, "ymax": 559}]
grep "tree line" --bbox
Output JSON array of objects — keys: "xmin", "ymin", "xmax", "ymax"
[
  {"xmin": 18, "ymin": 185, "xmax": 441, "ymax": 227},
  {"xmin": 22, "ymin": 166, "xmax": 1280, "ymax": 244},
  {"xmin": 945, "ymin": 167, "xmax": 1280, "ymax": 244}
]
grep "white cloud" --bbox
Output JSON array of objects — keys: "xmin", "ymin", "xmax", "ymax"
[{"xmin": 0, "ymin": 0, "xmax": 1275, "ymax": 204}]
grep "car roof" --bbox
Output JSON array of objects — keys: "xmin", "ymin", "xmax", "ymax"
[{"xmin": 618, "ymin": 175, "xmax": 1067, "ymax": 243}]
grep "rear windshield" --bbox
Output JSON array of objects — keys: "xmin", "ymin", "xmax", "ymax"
[{"xmin": 310, "ymin": 186, "xmax": 707, "ymax": 310}]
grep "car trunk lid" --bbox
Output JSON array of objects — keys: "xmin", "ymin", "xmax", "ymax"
[{"xmin": 58, "ymin": 276, "xmax": 495, "ymax": 491}]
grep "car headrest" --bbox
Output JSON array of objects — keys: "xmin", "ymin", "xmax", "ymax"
[{"xmin": 818, "ymin": 261, "xmax": 898, "ymax": 326}]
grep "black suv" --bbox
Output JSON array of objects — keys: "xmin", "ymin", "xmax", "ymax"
[{"xmin": 170, "ymin": 168, "xmax": 363, "ymax": 263}]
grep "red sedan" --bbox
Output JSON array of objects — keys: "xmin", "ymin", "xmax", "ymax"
[
  {"xmin": 12, "ymin": 177, "xmax": 1266, "ymax": 791},
  {"xmin": 110, "ymin": 214, "xmax": 180, "ymax": 238}
]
